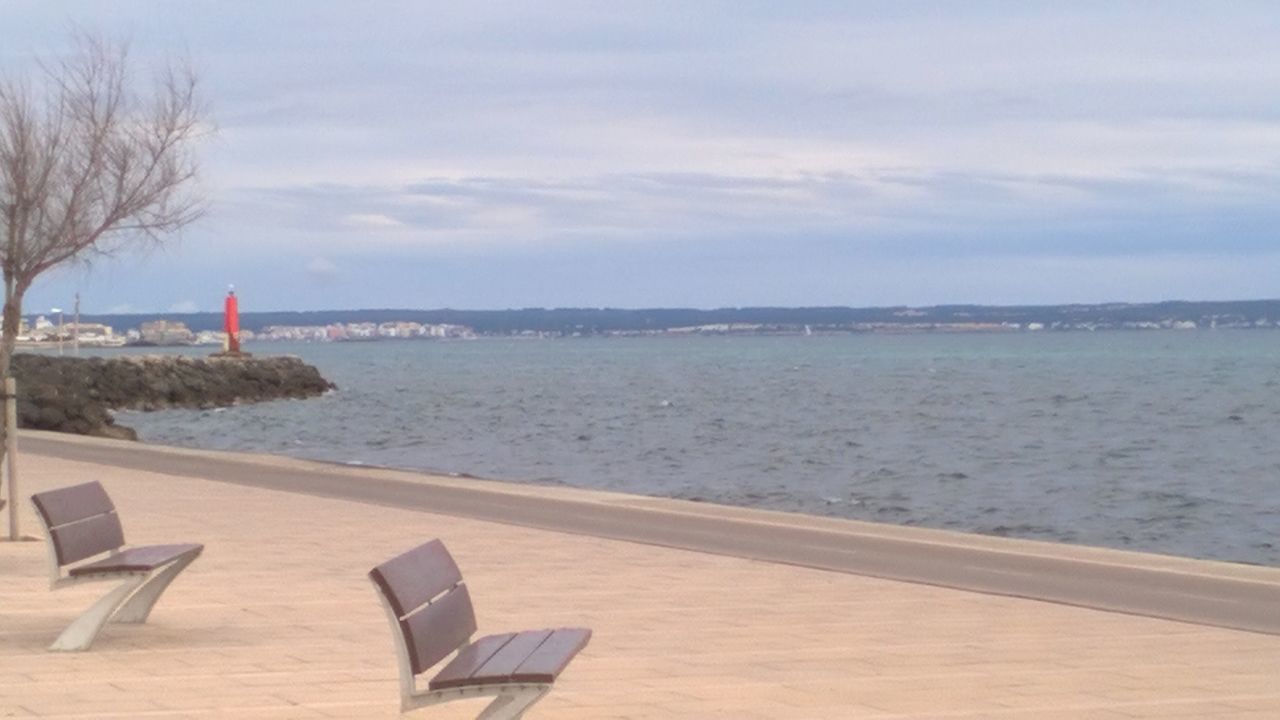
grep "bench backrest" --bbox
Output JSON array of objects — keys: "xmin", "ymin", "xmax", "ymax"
[
  {"xmin": 369, "ymin": 539, "xmax": 478, "ymax": 676},
  {"xmin": 30, "ymin": 482, "xmax": 126, "ymax": 567}
]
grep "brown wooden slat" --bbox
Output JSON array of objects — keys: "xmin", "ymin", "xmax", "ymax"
[
  {"xmin": 511, "ymin": 628, "xmax": 591, "ymax": 684},
  {"xmin": 401, "ymin": 583, "xmax": 477, "ymax": 675},
  {"xmin": 68, "ymin": 543, "xmax": 203, "ymax": 576},
  {"xmin": 369, "ymin": 539, "xmax": 463, "ymax": 618},
  {"xmin": 49, "ymin": 512, "xmax": 125, "ymax": 565},
  {"xmin": 428, "ymin": 633, "xmax": 517, "ymax": 690},
  {"xmin": 470, "ymin": 629, "xmax": 553, "ymax": 681},
  {"xmin": 31, "ymin": 481, "xmax": 116, "ymax": 528}
]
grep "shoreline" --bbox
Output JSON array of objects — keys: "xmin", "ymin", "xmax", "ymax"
[
  {"xmin": 44, "ymin": 411, "xmax": 1267, "ymax": 567},
  {"xmin": 19, "ymin": 429, "xmax": 1280, "ymax": 636},
  {"xmin": 244, "ymin": 448, "xmax": 1280, "ymax": 571},
  {"xmin": 99, "ymin": 417, "xmax": 1280, "ymax": 569}
]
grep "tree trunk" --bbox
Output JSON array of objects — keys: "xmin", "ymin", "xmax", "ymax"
[
  {"xmin": 0, "ymin": 270, "xmax": 24, "ymax": 477},
  {"xmin": 1, "ymin": 272, "xmax": 22, "ymax": 381}
]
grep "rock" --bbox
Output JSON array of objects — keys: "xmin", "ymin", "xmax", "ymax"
[{"xmin": 11, "ymin": 353, "xmax": 336, "ymax": 440}]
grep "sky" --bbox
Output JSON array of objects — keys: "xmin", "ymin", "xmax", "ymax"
[{"xmin": 3, "ymin": 1, "xmax": 1279, "ymax": 314}]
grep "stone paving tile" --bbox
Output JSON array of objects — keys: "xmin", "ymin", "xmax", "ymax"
[{"xmin": 2, "ymin": 451, "xmax": 1279, "ymax": 718}]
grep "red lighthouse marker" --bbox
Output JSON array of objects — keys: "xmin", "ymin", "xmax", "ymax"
[{"xmin": 224, "ymin": 285, "xmax": 242, "ymax": 355}]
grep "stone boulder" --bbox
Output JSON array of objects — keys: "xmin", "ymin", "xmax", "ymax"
[{"xmin": 11, "ymin": 353, "xmax": 336, "ymax": 440}]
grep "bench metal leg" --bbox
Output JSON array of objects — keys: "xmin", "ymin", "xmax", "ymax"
[
  {"xmin": 111, "ymin": 550, "xmax": 201, "ymax": 624},
  {"xmin": 49, "ymin": 576, "xmax": 146, "ymax": 651},
  {"xmin": 401, "ymin": 685, "xmax": 552, "ymax": 719},
  {"xmin": 477, "ymin": 687, "xmax": 550, "ymax": 720}
]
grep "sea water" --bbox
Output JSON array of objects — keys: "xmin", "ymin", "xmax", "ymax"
[{"xmin": 112, "ymin": 331, "xmax": 1280, "ymax": 566}]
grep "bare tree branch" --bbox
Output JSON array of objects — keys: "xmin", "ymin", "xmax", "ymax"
[{"xmin": 0, "ymin": 31, "xmax": 209, "ymax": 382}]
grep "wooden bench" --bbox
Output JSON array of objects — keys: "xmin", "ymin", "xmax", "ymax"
[
  {"xmin": 369, "ymin": 539, "xmax": 591, "ymax": 719},
  {"xmin": 30, "ymin": 481, "xmax": 203, "ymax": 651}
]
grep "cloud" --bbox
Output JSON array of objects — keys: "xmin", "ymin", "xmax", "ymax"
[
  {"xmin": 168, "ymin": 300, "xmax": 199, "ymax": 313},
  {"xmin": 217, "ymin": 161, "xmax": 1280, "ymax": 264},
  {"xmin": 305, "ymin": 256, "xmax": 340, "ymax": 284},
  {"xmin": 340, "ymin": 213, "xmax": 405, "ymax": 229},
  {"xmin": 306, "ymin": 256, "xmax": 338, "ymax": 275}
]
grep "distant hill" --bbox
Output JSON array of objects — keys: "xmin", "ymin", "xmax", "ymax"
[{"xmin": 63, "ymin": 299, "xmax": 1280, "ymax": 335}]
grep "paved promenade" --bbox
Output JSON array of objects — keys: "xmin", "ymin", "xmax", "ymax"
[{"xmin": 3, "ymin": 437, "xmax": 1280, "ymax": 718}]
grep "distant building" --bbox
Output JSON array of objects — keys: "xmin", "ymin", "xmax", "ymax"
[
  {"xmin": 138, "ymin": 320, "xmax": 195, "ymax": 345},
  {"xmin": 67, "ymin": 322, "xmax": 126, "ymax": 347},
  {"xmin": 32, "ymin": 315, "xmax": 56, "ymax": 333},
  {"xmin": 378, "ymin": 321, "xmax": 421, "ymax": 338},
  {"xmin": 427, "ymin": 323, "xmax": 476, "ymax": 339}
]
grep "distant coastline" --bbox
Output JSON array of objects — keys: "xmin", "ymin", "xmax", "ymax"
[{"xmin": 33, "ymin": 298, "xmax": 1280, "ymax": 345}]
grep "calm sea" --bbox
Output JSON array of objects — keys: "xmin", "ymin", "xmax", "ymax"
[{"xmin": 109, "ymin": 332, "xmax": 1280, "ymax": 566}]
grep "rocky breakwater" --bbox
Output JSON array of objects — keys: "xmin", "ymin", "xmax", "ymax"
[{"xmin": 11, "ymin": 353, "xmax": 336, "ymax": 441}]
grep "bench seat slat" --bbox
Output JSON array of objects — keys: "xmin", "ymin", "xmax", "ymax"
[
  {"xmin": 68, "ymin": 543, "xmax": 203, "ymax": 577},
  {"xmin": 402, "ymin": 583, "xmax": 478, "ymax": 675},
  {"xmin": 426, "ymin": 633, "xmax": 516, "ymax": 690},
  {"xmin": 369, "ymin": 539, "xmax": 464, "ymax": 618},
  {"xmin": 428, "ymin": 628, "xmax": 590, "ymax": 690},
  {"xmin": 511, "ymin": 628, "xmax": 592, "ymax": 684},
  {"xmin": 50, "ymin": 513, "xmax": 126, "ymax": 566},
  {"xmin": 472, "ymin": 629, "xmax": 553, "ymax": 680},
  {"xmin": 32, "ymin": 482, "xmax": 116, "ymax": 527}
]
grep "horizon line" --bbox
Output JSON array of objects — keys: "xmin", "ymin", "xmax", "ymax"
[{"xmin": 53, "ymin": 297, "xmax": 1280, "ymax": 316}]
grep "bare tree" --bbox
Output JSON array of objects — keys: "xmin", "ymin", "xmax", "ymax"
[{"xmin": 0, "ymin": 32, "xmax": 208, "ymax": 490}]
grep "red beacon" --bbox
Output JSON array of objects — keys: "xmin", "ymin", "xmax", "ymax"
[{"xmin": 223, "ymin": 285, "xmax": 241, "ymax": 354}]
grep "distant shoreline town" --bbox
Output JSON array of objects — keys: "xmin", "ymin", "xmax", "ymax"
[
  {"xmin": 15, "ymin": 299, "xmax": 1280, "ymax": 347},
  {"xmin": 17, "ymin": 316, "xmax": 478, "ymax": 348}
]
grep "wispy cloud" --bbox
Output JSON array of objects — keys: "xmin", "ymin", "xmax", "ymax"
[
  {"xmin": 304, "ymin": 257, "xmax": 341, "ymax": 286},
  {"xmin": 340, "ymin": 213, "xmax": 405, "ymax": 229},
  {"xmin": 305, "ymin": 257, "xmax": 339, "ymax": 276},
  {"xmin": 221, "ymin": 162, "xmax": 1280, "ymax": 261}
]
